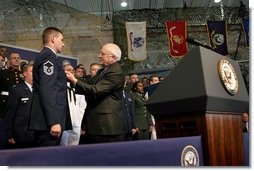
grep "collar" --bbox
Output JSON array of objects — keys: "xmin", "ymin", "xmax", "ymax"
[
  {"xmin": 25, "ymin": 81, "xmax": 33, "ymax": 92},
  {"xmin": 45, "ymin": 46, "xmax": 57, "ymax": 55},
  {"xmin": 67, "ymin": 82, "xmax": 71, "ymax": 87},
  {"xmin": 8, "ymin": 67, "xmax": 20, "ymax": 72}
]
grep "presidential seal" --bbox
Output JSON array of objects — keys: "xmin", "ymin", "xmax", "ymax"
[
  {"xmin": 218, "ymin": 59, "xmax": 238, "ymax": 95},
  {"xmin": 181, "ymin": 145, "xmax": 199, "ymax": 166}
]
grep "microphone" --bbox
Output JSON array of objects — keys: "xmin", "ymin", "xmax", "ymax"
[{"xmin": 186, "ymin": 37, "xmax": 213, "ymax": 50}]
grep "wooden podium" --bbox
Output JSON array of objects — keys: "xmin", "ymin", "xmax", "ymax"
[{"xmin": 146, "ymin": 47, "xmax": 249, "ymax": 166}]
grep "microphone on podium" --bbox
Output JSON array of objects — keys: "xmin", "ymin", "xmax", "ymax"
[{"xmin": 186, "ymin": 37, "xmax": 214, "ymax": 50}]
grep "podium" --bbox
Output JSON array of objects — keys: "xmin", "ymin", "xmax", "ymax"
[{"xmin": 145, "ymin": 46, "xmax": 249, "ymax": 166}]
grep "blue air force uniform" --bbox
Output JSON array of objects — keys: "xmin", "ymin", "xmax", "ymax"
[
  {"xmin": 29, "ymin": 47, "xmax": 72, "ymax": 134},
  {"xmin": 4, "ymin": 83, "xmax": 36, "ymax": 148}
]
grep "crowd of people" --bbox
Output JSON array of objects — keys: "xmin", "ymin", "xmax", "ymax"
[
  {"xmin": 0, "ymin": 27, "xmax": 165, "ymax": 149},
  {"xmin": 0, "ymin": 27, "xmax": 249, "ymax": 149}
]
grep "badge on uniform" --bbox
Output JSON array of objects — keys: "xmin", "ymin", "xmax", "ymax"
[
  {"xmin": 21, "ymin": 98, "xmax": 29, "ymax": 101},
  {"xmin": 43, "ymin": 61, "xmax": 54, "ymax": 75},
  {"xmin": 21, "ymin": 97, "xmax": 29, "ymax": 103}
]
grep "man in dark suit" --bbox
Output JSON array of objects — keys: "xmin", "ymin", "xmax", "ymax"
[
  {"xmin": 66, "ymin": 43, "xmax": 125, "ymax": 144},
  {"xmin": 0, "ymin": 52, "xmax": 23, "ymax": 119},
  {"xmin": 29, "ymin": 27, "xmax": 72, "ymax": 146},
  {"xmin": 242, "ymin": 112, "xmax": 249, "ymax": 133},
  {"xmin": 4, "ymin": 63, "xmax": 36, "ymax": 148}
]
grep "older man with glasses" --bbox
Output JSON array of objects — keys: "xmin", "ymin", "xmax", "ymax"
[{"xmin": 66, "ymin": 43, "xmax": 125, "ymax": 144}]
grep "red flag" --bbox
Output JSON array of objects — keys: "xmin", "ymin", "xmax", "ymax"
[{"xmin": 165, "ymin": 20, "xmax": 188, "ymax": 58}]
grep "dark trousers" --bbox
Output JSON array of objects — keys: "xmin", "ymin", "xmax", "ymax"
[
  {"xmin": 0, "ymin": 95, "xmax": 8, "ymax": 119},
  {"xmin": 124, "ymin": 133, "xmax": 134, "ymax": 141},
  {"xmin": 80, "ymin": 134, "xmax": 125, "ymax": 144},
  {"xmin": 0, "ymin": 119, "xmax": 6, "ymax": 149},
  {"xmin": 133, "ymin": 129, "xmax": 150, "ymax": 140},
  {"xmin": 6, "ymin": 141, "xmax": 38, "ymax": 149},
  {"xmin": 35, "ymin": 131, "xmax": 61, "ymax": 147}
]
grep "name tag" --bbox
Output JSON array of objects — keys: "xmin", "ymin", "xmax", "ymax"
[
  {"xmin": 21, "ymin": 98, "xmax": 29, "ymax": 101},
  {"xmin": 0, "ymin": 91, "xmax": 9, "ymax": 96}
]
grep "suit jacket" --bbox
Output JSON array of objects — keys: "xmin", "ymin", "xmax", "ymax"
[
  {"xmin": 75, "ymin": 62, "xmax": 125, "ymax": 135},
  {"xmin": 243, "ymin": 122, "xmax": 248, "ymax": 132},
  {"xmin": 29, "ymin": 47, "xmax": 72, "ymax": 131},
  {"xmin": 4, "ymin": 83, "xmax": 35, "ymax": 144}
]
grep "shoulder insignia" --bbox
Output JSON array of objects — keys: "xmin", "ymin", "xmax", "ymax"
[{"xmin": 43, "ymin": 61, "xmax": 54, "ymax": 75}]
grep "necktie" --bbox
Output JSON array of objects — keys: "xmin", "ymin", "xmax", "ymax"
[
  {"xmin": 99, "ymin": 67, "xmax": 108, "ymax": 77},
  {"xmin": 245, "ymin": 123, "xmax": 248, "ymax": 132},
  {"xmin": 68, "ymin": 86, "xmax": 76, "ymax": 105}
]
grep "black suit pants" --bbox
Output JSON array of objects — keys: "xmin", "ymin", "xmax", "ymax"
[
  {"xmin": 80, "ymin": 133, "xmax": 124, "ymax": 144},
  {"xmin": 35, "ymin": 131, "xmax": 61, "ymax": 146}
]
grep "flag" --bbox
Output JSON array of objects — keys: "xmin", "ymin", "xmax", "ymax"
[
  {"xmin": 125, "ymin": 22, "xmax": 147, "ymax": 61},
  {"xmin": 242, "ymin": 18, "xmax": 249, "ymax": 47},
  {"xmin": 206, "ymin": 21, "xmax": 229, "ymax": 56},
  {"xmin": 165, "ymin": 20, "xmax": 188, "ymax": 58}
]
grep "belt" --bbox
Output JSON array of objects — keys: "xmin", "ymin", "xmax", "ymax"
[{"xmin": 0, "ymin": 91, "xmax": 9, "ymax": 96}]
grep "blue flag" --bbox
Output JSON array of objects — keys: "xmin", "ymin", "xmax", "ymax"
[
  {"xmin": 242, "ymin": 18, "xmax": 249, "ymax": 47},
  {"xmin": 206, "ymin": 21, "xmax": 229, "ymax": 56}
]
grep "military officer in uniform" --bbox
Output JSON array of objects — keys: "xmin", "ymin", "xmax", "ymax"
[
  {"xmin": 29, "ymin": 27, "xmax": 72, "ymax": 146},
  {"xmin": 4, "ymin": 63, "xmax": 36, "ymax": 148},
  {"xmin": 0, "ymin": 52, "xmax": 23, "ymax": 119},
  {"xmin": 131, "ymin": 81, "xmax": 153, "ymax": 140}
]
